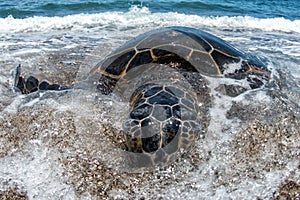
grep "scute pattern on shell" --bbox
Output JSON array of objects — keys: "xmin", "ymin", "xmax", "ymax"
[{"xmin": 124, "ymin": 83, "xmax": 201, "ymax": 154}]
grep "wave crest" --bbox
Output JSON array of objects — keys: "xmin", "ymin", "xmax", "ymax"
[{"xmin": 0, "ymin": 11, "xmax": 299, "ymax": 34}]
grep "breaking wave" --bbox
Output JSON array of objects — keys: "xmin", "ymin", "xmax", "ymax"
[{"xmin": 0, "ymin": 8, "xmax": 299, "ymax": 34}]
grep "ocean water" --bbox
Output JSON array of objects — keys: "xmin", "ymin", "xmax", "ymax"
[
  {"xmin": 0, "ymin": 0, "xmax": 299, "ymax": 19},
  {"xmin": 0, "ymin": 0, "xmax": 299, "ymax": 199}
]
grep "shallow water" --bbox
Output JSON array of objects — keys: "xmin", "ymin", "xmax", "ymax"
[{"xmin": 0, "ymin": 2, "xmax": 300, "ymax": 200}]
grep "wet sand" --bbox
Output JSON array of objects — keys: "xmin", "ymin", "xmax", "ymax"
[{"xmin": 0, "ymin": 48, "xmax": 299, "ymax": 199}]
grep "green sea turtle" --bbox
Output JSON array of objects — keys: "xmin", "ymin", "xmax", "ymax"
[{"xmin": 14, "ymin": 26, "xmax": 270, "ymax": 166}]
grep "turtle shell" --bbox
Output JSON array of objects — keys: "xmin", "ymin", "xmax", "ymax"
[
  {"xmin": 91, "ymin": 26, "xmax": 269, "ymax": 82},
  {"xmin": 89, "ymin": 26, "xmax": 270, "ymax": 168}
]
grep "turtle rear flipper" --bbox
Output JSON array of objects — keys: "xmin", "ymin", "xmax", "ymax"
[{"xmin": 13, "ymin": 65, "xmax": 71, "ymax": 94}]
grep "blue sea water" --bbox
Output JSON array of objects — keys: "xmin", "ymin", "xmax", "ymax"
[{"xmin": 0, "ymin": 0, "xmax": 299, "ymax": 20}]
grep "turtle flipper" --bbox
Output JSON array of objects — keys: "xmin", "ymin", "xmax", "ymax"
[
  {"xmin": 14, "ymin": 65, "xmax": 71, "ymax": 94},
  {"xmin": 14, "ymin": 64, "xmax": 27, "ymax": 93}
]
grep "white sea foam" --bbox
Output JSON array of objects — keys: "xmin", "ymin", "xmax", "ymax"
[
  {"xmin": 0, "ymin": 10, "xmax": 299, "ymax": 34},
  {"xmin": 0, "ymin": 144, "xmax": 77, "ymax": 199}
]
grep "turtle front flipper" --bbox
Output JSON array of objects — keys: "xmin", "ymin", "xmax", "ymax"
[{"xmin": 14, "ymin": 65, "xmax": 71, "ymax": 94}]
